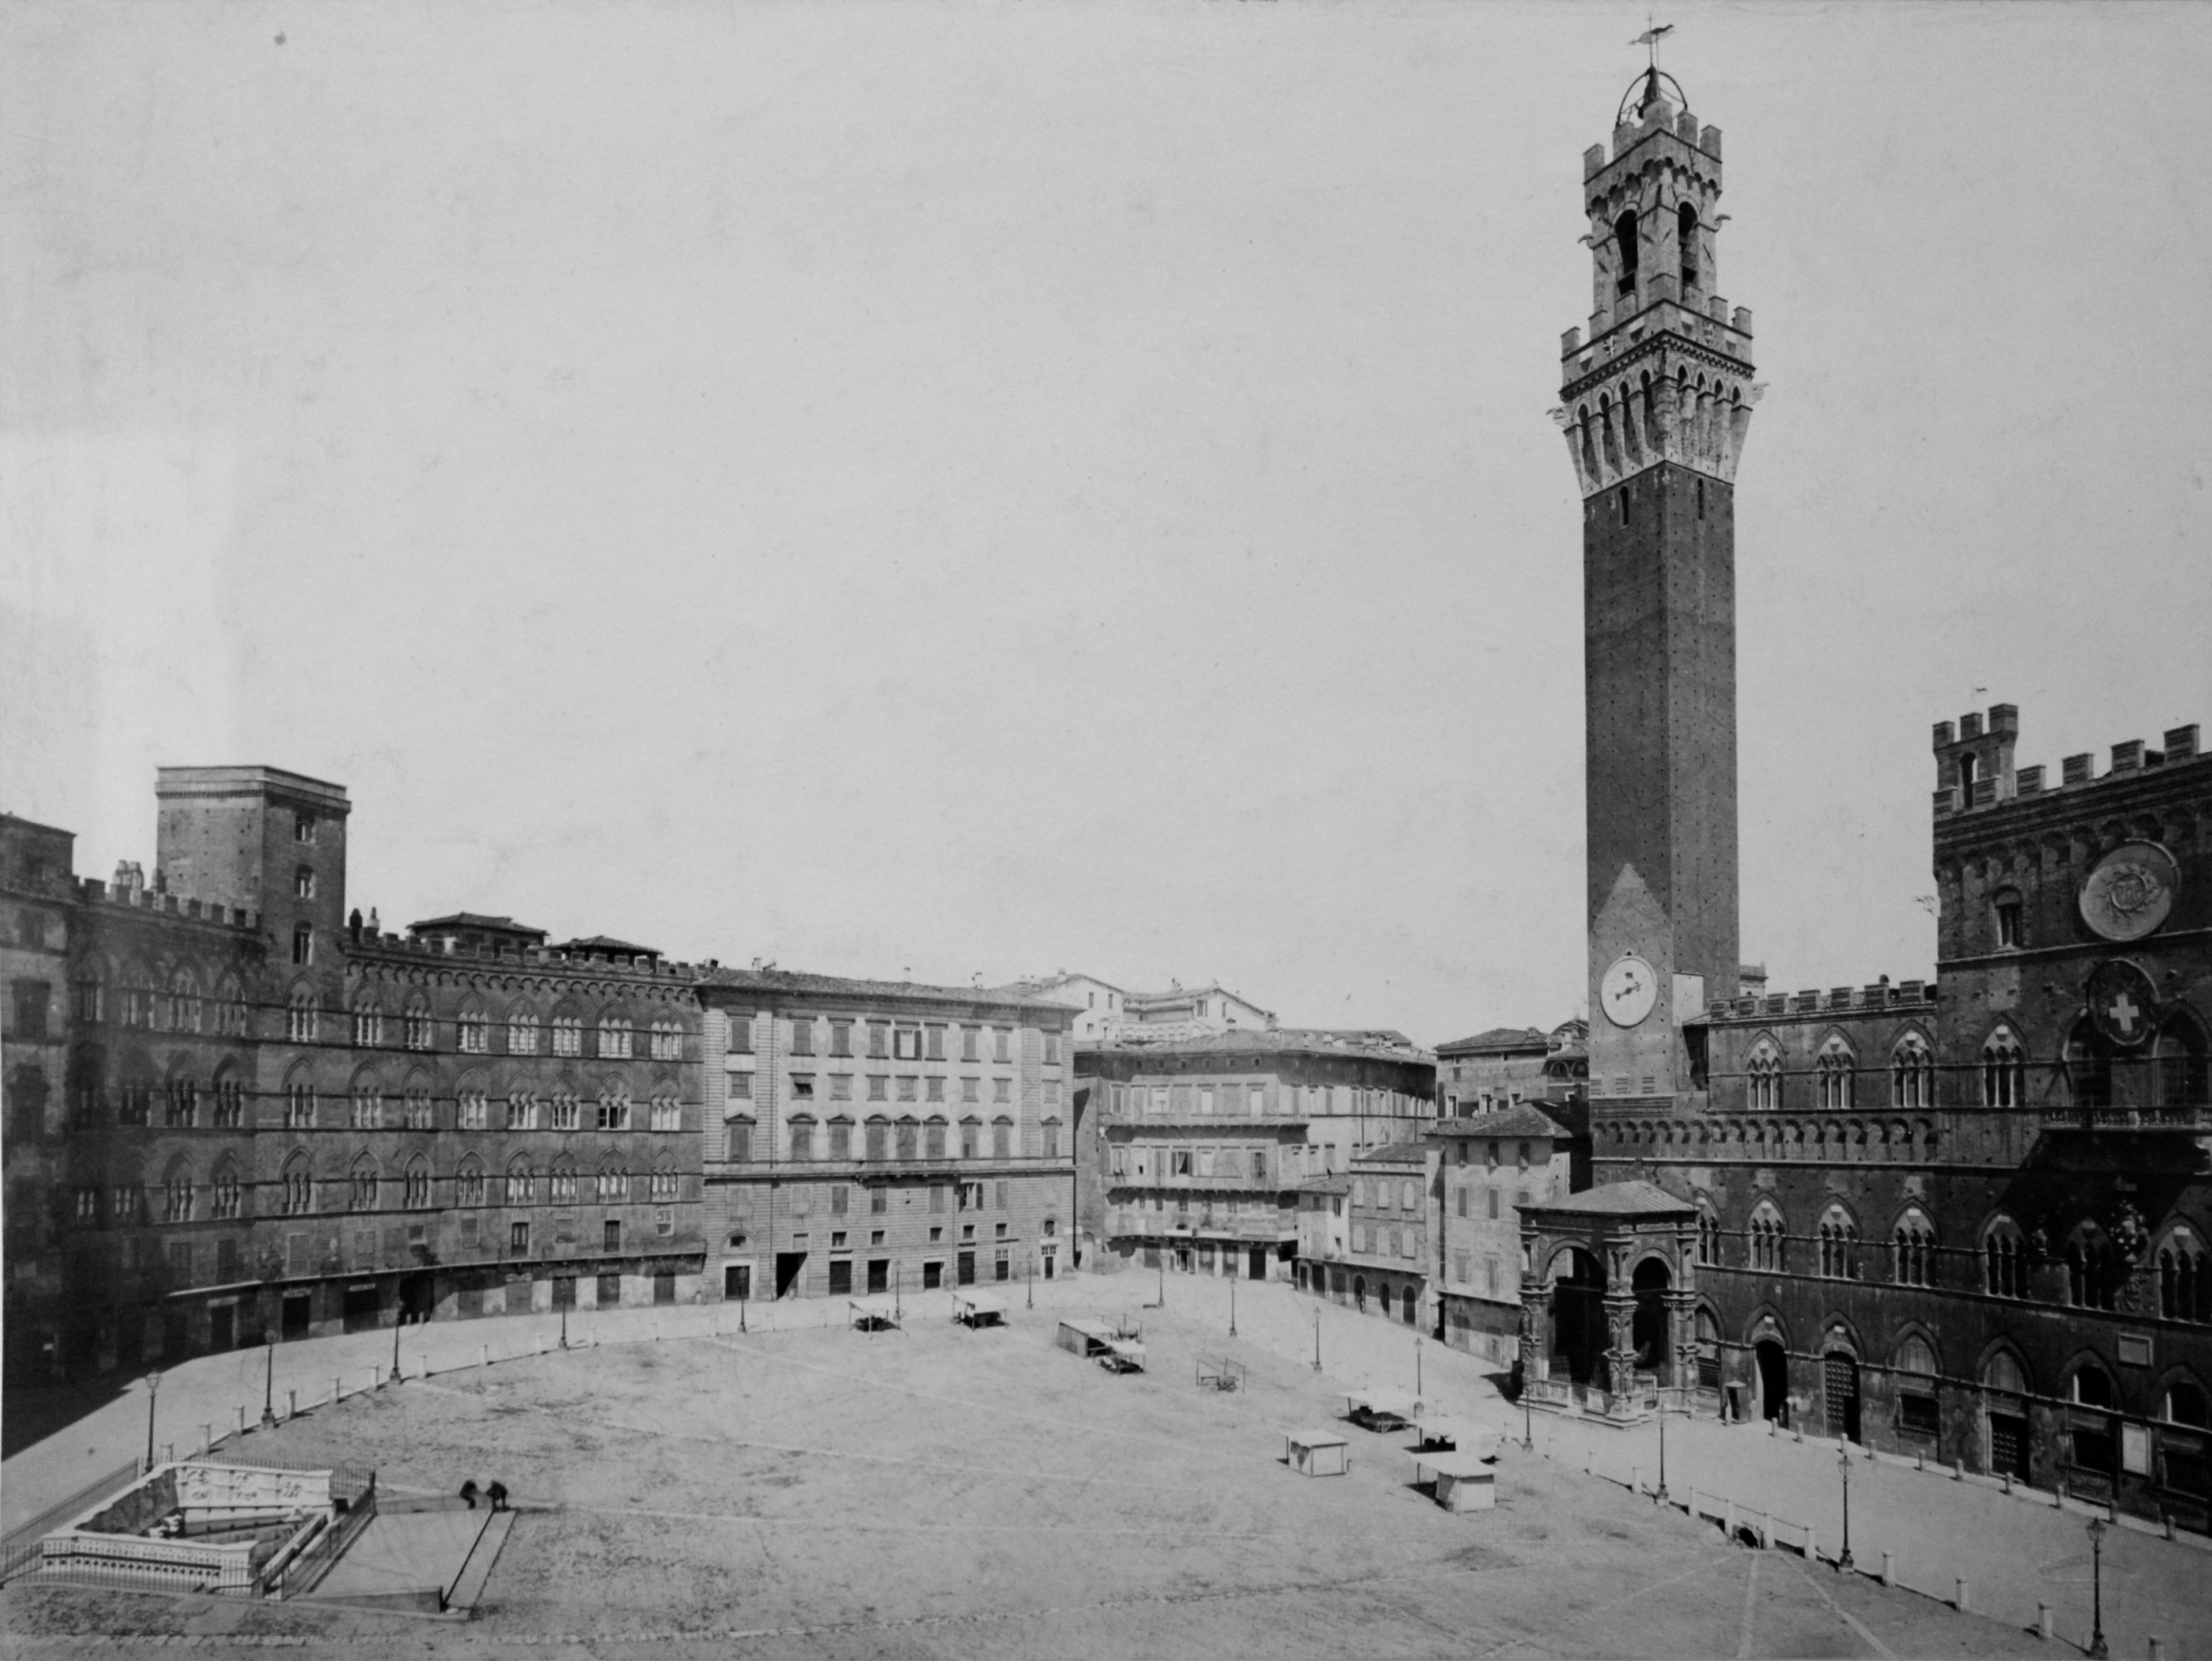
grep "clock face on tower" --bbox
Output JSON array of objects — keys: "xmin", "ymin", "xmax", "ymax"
[{"xmin": 1601, "ymin": 954, "xmax": 1658, "ymax": 1028}]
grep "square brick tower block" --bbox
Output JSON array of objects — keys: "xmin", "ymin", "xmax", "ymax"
[{"xmin": 1556, "ymin": 68, "xmax": 1762, "ymax": 1109}]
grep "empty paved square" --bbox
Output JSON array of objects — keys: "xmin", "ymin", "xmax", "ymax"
[{"xmin": 3, "ymin": 1288, "xmax": 2050, "ymax": 1658}]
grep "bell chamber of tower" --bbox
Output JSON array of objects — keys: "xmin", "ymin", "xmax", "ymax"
[{"xmin": 1560, "ymin": 69, "xmax": 1761, "ymax": 1113}]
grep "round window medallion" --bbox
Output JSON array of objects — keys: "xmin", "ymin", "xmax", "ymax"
[{"xmin": 2079, "ymin": 841, "xmax": 2179, "ymax": 942}]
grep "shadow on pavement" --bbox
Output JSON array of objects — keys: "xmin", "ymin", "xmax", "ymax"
[{"xmin": 3, "ymin": 1370, "xmax": 135, "ymax": 1459}]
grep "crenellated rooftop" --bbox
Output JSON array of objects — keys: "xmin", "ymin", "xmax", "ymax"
[
  {"xmin": 1931, "ymin": 703, "xmax": 2202, "ymax": 819},
  {"xmin": 1703, "ymin": 978, "xmax": 1937, "ymax": 1024},
  {"xmin": 77, "ymin": 874, "xmax": 258, "ymax": 932}
]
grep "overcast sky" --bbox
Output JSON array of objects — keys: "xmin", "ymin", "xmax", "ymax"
[{"xmin": 5, "ymin": 1, "xmax": 2209, "ymax": 1046}]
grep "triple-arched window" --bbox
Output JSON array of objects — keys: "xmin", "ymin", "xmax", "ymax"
[
  {"xmin": 1983, "ymin": 1216, "xmax": 2028, "ymax": 1298},
  {"xmin": 353, "ymin": 992, "xmax": 384, "ymax": 1047},
  {"xmin": 1746, "ymin": 1041, "xmax": 1782, "ymax": 1113},
  {"xmin": 403, "ymin": 994, "xmax": 434, "ymax": 1051},
  {"xmin": 1696, "ymin": 1204, "xmax": 1721, "ymax": 1265},
  {"xmin": 403, "ymin": 1156, "xmax": 431, "ymax": 1210},
  {"xmin": 1816, "ymin": 1204, "xmax": 1858, "ymax": 1280},
  {"xmin": 281, "ymin": 1153, "xmax": 313, "ymax": 1216},
  {"xmin": 2159, "ymin": 1233, "xmax": 2210, "ymax": 1323},
  {"xmin": 2067, "ymin": 1223, "xmax": 2119, "ymax": 1311},
  {"xmin": 211, "ymin": 1157, "xmax": 241, "ymax": 1220},
  {"xmin": 1893, "ymin": 1206, "xmax": 1935, "ymax": 1286},
  {"xmin": 456, "ymin": 1157, "xmax": 486, "ymax": 1207},
  {"xmin": 347, "ymin": 1155, "xmax": 379, "ymax": 1212},
  {"xmin": 595, "ymin": 1161, "xmax": 628, "ymax": 1204},
  {"xmin": 1748, "ymin": 1200, "xmax": 1785, "ymax": 1272},
  {"xmin": 597, "ymin": 1081, "xmax": 632, "ymax": 1133},
  {"xmin": 1892, "ymin": 1034, "xmax": 1933, "ymax": 1109},
  {"xmin": 1815, "ymin": 1039, "xmax": 1854, "ymax": 1111},
  {"xmin": 161, "ymin": 1159, "xmax": 195, "ymax": 1223},
  {"xmin": 1982, "ymin": 1027, "xmax": 2026, "ymax": 1108}
]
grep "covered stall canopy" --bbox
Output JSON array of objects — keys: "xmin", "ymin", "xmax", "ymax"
[
  {"xmin": 1345, "ymin": 1389, "xmax": 1423, "ymax": 1431},
  {"xmin": 1057, "ymin": 1318, "xmax": 1115, "ymax": 1358},
  {"xmin": 1408, "ymin": 1416, "xmax": 1494, "ymax": 1456},
  {"xmin": 849, "ymin": 1297, "xmax": 900, "ymax": 1333},
  {"xmin": 953, "ymin": 1291, "xmax": 1009, "ymax": 1328},
  {"xmin": 1101, "ymin": 1338, "xmax": 1146, "ymax": 1374},
  {"xmin": 1285, "ymin": 1430, "xmax": 1350, "ymax": 1477},
  {"xmin": 1410, "ymin": 1449, "xmax": 1497, "ymax": 1512}
]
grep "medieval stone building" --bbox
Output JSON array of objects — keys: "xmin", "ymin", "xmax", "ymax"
[{"xmin": 1523, "ymin": 68, "xmax": 2211, "ymax": 1533}]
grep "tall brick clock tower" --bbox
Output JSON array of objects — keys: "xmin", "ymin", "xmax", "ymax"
[{"xmin": 1555, "ymin": 69, "xmax": 1760, "ymax": 1112}]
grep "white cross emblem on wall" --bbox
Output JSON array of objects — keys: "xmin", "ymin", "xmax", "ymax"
[{"xmin": 2106, "ymin": 993, "xmax": 2141, "ymax": 1035}]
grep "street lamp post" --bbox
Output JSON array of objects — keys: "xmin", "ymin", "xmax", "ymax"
[
  {"xmin": 1312, "ymin": 1309, "xmax": 1323, "ymax": 1374},
  {"xmin": 2086, "ymin": 1516, "xmax": 2109, "ymax": 1659},
  {"xmin": 1522, "ymin": 1380, "xmax": 1533, "ymax": 1451},
  {"xmin": 261, "ymin": 1332, "xmax": 278, "ymax": 1429},
  {"xmin": 391, "ymin": 1308, "xmax": 403, "ymax": 1382},
  {"xmin": 1415, "ymin": 1335, "xmax": 1423, "ymax": 1398},
  {"xmin": 1836, "ymin": 1444, "xmax": 1855, "ymax": 1572},
  {"xmin": 1027, "ymin": 1253, "xmax": 1035, "ymax": 1310},
  {"xmin": 1656, "ymin": 1402, "xmax": 1671, "ymax": 1504},
  {"xmin": 144, "ymin": 1370, "xmax": 162, "ymax": 1470},
  {"xmin": 1229, "ymin": 1265, "xmax": 1237, "ymax": 1338}
]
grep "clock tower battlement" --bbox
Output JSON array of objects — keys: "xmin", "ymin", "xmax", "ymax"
[{"xmin": 1569, "ymin": 69, "xmax": 1756, "ymax": 1114}]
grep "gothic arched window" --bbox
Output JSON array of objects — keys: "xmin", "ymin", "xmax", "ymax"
[
  {"xmin": 1746, "ymin": 1040, "xmax": 1782, "ymax": 1113},
  {"xmin": 1748, "ymin": 1200, "xmax": 1785, "ymax": 1272},
  {"xmin": 1892, "ymin": 1034, "xmax": 1932, "ymax": 1109},
  {"xmin": 2154, "ymin": 1017, "xmax": 2208, "ymax": 1111},
  {"xmin": 1677, "ymin": 200, "xmax": 1699, "ymax": 290},
  {"xmin": 1983, "ymin": 1215, "xmax": 2027, "ymax": 1298},
  {"xmin": 1893, "ymin": 1206, "xmax": 1935, "ymax": 1287},
  {"xmin": 1983, "ymin": 1027, "xmax": 2026, "ymax": 1108},
  {"xmin": 2067, "ymin": 1223, "xmax": 2118, "ymax": 1311},
  {"xmin": 2159, "ymin": 1233, "xmax": 2210, "ymax": 1323},
  {"xmin": 1817, "ymin": 1204, "xmax": 1859, "ymax": 1280}
]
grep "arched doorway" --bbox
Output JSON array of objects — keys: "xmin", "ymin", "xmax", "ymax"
[
  {"xmin": 1353, "ymin": 1275, "xmax": 1366, "ymax": 1312},
  {"xmin": 1824, "ymin": 1351, "xmax": 1861, "ymax": 1442},
  {"xmin": 1755, "ymin": 1339, "xmax": 1789, "ymax": 1425},
  {"xmin": 1550, "ymin": 1249, "xmax": 1607, "ymax": 1387},
  {"xmin": 1631, "ymin": 1258, "xmax": 1671, "ymax": 1383},
  {"xmin": 1378, "ymin": 1284, "xmax": 1393, "ymax": 1321}
]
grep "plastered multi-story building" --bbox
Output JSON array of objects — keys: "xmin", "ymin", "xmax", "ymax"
[
  {"xmin": 1434, "ymin": 1019, "xmax": 1589, "ymax": 1116},
  {"xmin": 1431, "ymin": 1106, "xmax": 1577, "ymax": 1368},
  {"xmin": 1085, "ymin": 1030, "xmax": 1434, "ymax": 1281},
  {"xmin": 692, "ymin": 968, "xmax": 1078, "ymax": 1303},
  {"xmin": 2, "ymin": 768, "xmax": 707, "ymax": 1383}
]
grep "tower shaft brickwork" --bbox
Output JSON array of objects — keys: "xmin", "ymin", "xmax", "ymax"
[{"xmin": 1558, "ymin": 71, "xmax": 1760, "ymax": 1106}]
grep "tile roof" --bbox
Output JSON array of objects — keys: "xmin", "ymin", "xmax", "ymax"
[
  {"xmin": 1435, "ymin": 1026, "xmax": 1550, "ymax": 1054},
  {"xmin": 1353, "ymin": 1140, "xmax": 1431, "ymax": 1166},
  {"xmin": 1087, "ymin": 1028, "xmax": 1431, "ymax": 1065},
  {"xmin": 1298, "ymin": 1174, "xmax": 1353, "ymax": 1195},
  {"xmin": 409, "ymin": 913, "xmax": 546, "ymax": 936},
  {"xmin": 1432, "ymin": 1103, "xmax": 1570, "ymax": 1140},
  {"xmin": 698, "ymin": 964, "xmax": 1075, "ymax": 1011},
  {"xmin": 554, "ymin": 935, "xmax": 662, "ymax": 956},
  {"xmin": 1525, "ymin": 1180, "xmax": 1696, "ymax": 1218}
]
